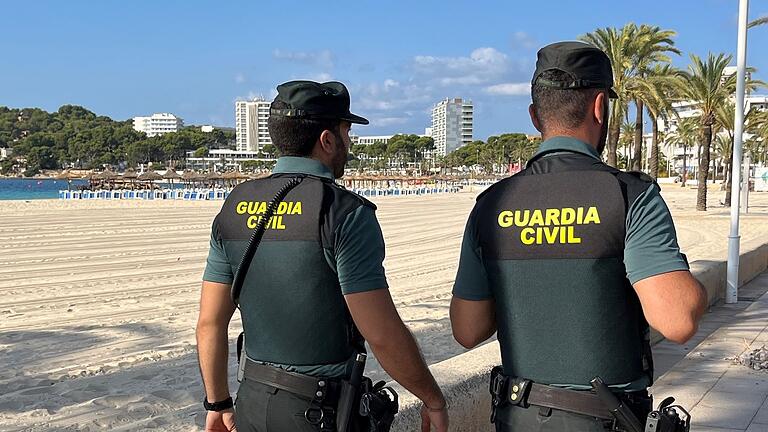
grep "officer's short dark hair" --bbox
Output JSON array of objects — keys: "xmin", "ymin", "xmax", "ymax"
[
  {"xmin": 267, "ymin": 100, "xmax": 340, "ymax": 157},
  {"xmin": 531, "ymin": 70, "xmax": 601, "ymax": 132}
]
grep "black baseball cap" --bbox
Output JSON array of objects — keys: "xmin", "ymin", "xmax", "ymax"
[
  {"xmin": 270, "ymin": 80, "xmax": 369, "ymax": 125},
  {"xmin": 532, "ymin": 41, "xmax": 618, "ymax": 98}
]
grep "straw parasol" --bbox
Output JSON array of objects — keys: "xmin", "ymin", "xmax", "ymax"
[
  {"xmin": 138, "ymin": 169, "xmax": 163, "ymax": 185},
  {"xmin": 163, "ymin": 167, "xmax": 182, "ymax": 189},
  {"xmin": 222, "ymin": 170, "xmax": 250, "ymax": 186},
  {"xmin": 56, "ymin": 169, "xmax": 80, "ymax": 190},
  {"xmin": 182, "ymin": 169, "xmax": 202, "ymax": 187},
  {"xmin": 205, "ymin": 171, "xmax": 222, "ymax": 180},
  {"xmin": 122, "ymin": 167, "xmax": 138, "ymax": 188},
  {"xmin": 96, "ymin": 168, "xmax": 118, "ymax": 181}
]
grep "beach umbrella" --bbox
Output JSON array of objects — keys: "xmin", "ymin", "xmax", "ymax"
[
  {"xmin": 163, "ymin": 167, "xmax": 181, "ymax": 188},
  {"xmin": 122, "ymin": 168, "xmax": 138, "ymax": 180},
  {"xmin": 122, "ymin": 168, "xmax": 138, "ymax": 188},
  {"xmin": 56, "ymin": 169, "xmax": 80, "ymax": 191},
  {"xmin": 97, "ymin": 168, "xmax": 118, "ymax": 181},
  {"xmin": 204, "ymin": 171, "xmax": 223, "ymax": 188},
  {"xmin": 138, "ymin": 169, "xmax": 163, "ymax": 183},
  {"xmin": 182, "ymin": 169, "xmax": 202, "ymax": 187},
  {"xmin": 205, "ymin": 171, "xmax": 222, "ymax": 181}
]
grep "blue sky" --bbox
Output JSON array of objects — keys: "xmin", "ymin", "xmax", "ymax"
[{"xmin": 2, "ymin": 0, "xmax": 767, "ymax": 139}]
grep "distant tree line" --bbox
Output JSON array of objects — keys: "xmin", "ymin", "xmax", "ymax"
[{"xmin": 0, "ymin": 105, "xmax": 234, "ymax": 176}]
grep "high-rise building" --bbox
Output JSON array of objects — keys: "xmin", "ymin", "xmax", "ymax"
[
  {"xmin": 235, "ymin": 99, "xmax": 272, "ymax": 152},
  {"xmin": 132, "ymin": 113, "xmax": 184, "ymax": 137},
  {"xmin": 431, "ymin": 98, "xmax": 473, "ymax": 156}
]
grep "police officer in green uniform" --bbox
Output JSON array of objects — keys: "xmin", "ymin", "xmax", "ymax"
[
  {"xmin": 449, "ymin": 42, "xmax": 708, "ymax": 431},
  {"xmin": 196, "ymin": 81, "xmax": 448, "ymax": 432}
]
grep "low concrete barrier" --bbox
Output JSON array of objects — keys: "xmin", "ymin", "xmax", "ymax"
[{"xmin": 389, "ymin": 241, "xmax": 768, "ymax": 431}]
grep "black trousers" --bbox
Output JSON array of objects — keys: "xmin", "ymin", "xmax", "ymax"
[
  {"xmin": 495, "ymin": 405, "xmax": 615, "ymax": 431},
  {"xmin": 494, "ymin": 392, "xmax": 652, "ymax": 432},
  {"xmin": 235, "ymin": 378, "xmax": 322, "ymax": 432}
]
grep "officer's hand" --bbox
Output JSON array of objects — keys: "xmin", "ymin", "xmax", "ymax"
[
  {"xmin": 205, "ymin": 408, "xmax": 237, "ymax": 432},
  {"xmin": 420, "ymin": 404, "xmax": 448, "ymax": 432}
]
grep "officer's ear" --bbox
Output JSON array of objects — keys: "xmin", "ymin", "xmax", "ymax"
[
  {"xmin": 593, "ymin": 92, "xmax": 607, "ymax": 126},
  {"xmin": 529, "ymin": 104, "xmax": 543, "ymax": 133},
  {"xmin": 318, "ymin": 129, "xmax": 337, "ymax": 155}
]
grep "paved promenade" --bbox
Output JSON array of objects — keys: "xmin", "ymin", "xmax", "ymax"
[{"xmin": 651, "ymin": 271, "xmax": 768, "ymax": 431}]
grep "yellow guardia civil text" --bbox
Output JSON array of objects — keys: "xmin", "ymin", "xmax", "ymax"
[
  {"xmin": 497, "ymin": 207, "xmax": 601, "ymax": 245},
  {"xmin": 235, "ymin": 201, "xmax": 303, "ymax": 230}
]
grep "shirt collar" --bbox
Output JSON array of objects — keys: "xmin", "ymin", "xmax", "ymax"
[
  {"xmin": 272, "ymin": 156, "xmax": 335, "ymax": 179},
  {"xmin": 532, "ymin": 136, "xmax": 601, "ymax": 161}
]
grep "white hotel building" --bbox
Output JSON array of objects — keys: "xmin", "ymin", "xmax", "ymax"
[
  {"xmin": 132, "ymin": 113, "xmax": 184, "ymax": 137},
  {"xmin": 431, "ymin": 98, "xmax": 473, "ymax": 156},
  {"xmin": 236, "ymin": 99, "xmax": 272, "ymax": 152}
]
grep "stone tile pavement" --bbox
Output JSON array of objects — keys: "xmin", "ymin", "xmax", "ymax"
[{"xmin": 650, "ymin": 271, "xmax": 768, "ymax": 431}]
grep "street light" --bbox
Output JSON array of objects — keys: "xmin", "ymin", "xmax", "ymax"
[{"xmin": 726, "ymin": 0, "xmax": 750, "ymax": 304}]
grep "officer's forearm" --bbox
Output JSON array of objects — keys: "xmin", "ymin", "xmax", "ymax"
[
  {"xmin": 368, "ymin": 325, "xmax": 445, "ymax": 408},
  {"xmin": 196, "ymin": 323, "xmax": 230, "ymax": 402}
]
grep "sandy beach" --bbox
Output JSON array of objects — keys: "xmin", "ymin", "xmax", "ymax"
[{"xmin": 2, "ymin": 185, "xmax": 768, "ymax": 431}]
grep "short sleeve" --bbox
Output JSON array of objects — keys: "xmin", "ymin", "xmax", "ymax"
[
  {"xmin": 624, "ymin": 184, "xmax": 689, "ymax": 284},
  {"xmin": 202, "ymin": 220, "xmax": 234, "ymax": 284},
  {"xmin": 334, "ymin": 206, "xmax": 389, "ymax": 295},
  {"xmin": 452, "ymin": 208, "xmax": 493, "ymax": 300}
]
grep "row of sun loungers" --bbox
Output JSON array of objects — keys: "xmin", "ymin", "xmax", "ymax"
[{"xmin": 59, "ymin": 186, "xmax": 464, "ymax": 200}]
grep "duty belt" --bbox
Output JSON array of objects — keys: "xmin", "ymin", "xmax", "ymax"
[
  {"xmin": 489, "ymin": 366, "xmax": 647, "ymax": 423},
  {"xmin": 242, "ymin": 359, "xmax": 339, "ymax": 400}
]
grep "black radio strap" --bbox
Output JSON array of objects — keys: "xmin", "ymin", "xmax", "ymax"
[{"xmin": 230, "ymin": 175, "xmax": 305, "ymax": 306}]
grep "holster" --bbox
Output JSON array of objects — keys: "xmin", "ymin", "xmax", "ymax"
[
  {"xmin": 357, "ymin": 378, "xmax": 399, "ymax": 432},
  {"xmin": 644, "ymin": 397, "xmax": 690, "ymax": 432}
]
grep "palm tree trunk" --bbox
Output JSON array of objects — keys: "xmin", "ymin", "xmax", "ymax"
[
  {"xmin": 632, "ymin": 100, "xmax": 644, "ymax": 171},
  {"xmin": 682, "ymin": 147, "xmax": 687, "ymax": 188},
  {"xmin": 697, "ymin": 125, "xmax": 712, "ymax": 211},
  {"xmin": 650, "ymin": 119, "xmax": 659, "ymax": 179},
  {"xmin": 606, "ymin": 102, "xmax": 621, "ymax": 167}
]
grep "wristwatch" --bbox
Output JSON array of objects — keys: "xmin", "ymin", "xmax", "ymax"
[{"xmin": 203, "ymin": 396, "xmax": 234, "ymax": 411}]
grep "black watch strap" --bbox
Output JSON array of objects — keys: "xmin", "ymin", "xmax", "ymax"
[{"xmin": 204, "ymin": 396, "xmax": 234, "ymax": 411}]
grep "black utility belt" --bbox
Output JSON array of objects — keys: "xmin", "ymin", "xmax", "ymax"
[
  {"xmin": 489, "ymin": 366, "xmax": 647, "ymax": 421},
  {"xmin": 242, "ymin": 359, "xmax": 399, "ymax": 432},
  {"xmin": 242, "ymin": 359, "xmax": 339, "ymax": 400}
]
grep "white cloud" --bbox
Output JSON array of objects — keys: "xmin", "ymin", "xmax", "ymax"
[
  {"xmin": 273, "ymin": 49, "xmax": 335, "ymax": 69},
  {"xmin": 383, "ymin": 79, "xmax": 399, "ymax": 90},
  {"xmin": 234, "ymin": 73, "xmax": 246, "ymax": 84},
  {"xmin": 411, "ymin": 47, "xmax": 511, "ymax": 87},
  {"xmin": 484, "ymin": 82, "xmax": 530, "ymax": 96},
  {"xmin": 372, "ymin": 116, "xmax": 410, "ymax": 127}
]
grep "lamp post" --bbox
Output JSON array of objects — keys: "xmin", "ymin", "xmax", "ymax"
[{"xmin": 726, "ymin": 0, "xmax": 750, "ymax": 304}]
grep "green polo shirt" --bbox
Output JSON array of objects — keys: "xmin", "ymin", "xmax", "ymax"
[
  {"xmin": 453, "ymin": 137, "xmax": 689, "ymax": 390},
  {"xmin": 203, "ymin": 156, "xmax": 388, "ymax": 377}
]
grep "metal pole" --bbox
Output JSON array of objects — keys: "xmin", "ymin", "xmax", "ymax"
[
  {"xmin": 741, "ymin": 153, "xmax": 751, "ymax": 214},
  {"xmin": 726, "ymin": 0, "xmax": 750, "ymax": 304}
]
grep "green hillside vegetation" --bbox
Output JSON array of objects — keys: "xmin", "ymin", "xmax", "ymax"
[{"xmin": 0, "ymin": 105, "xmax": 234, "ymax": 176}]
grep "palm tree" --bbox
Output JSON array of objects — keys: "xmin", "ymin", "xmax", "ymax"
[
  {"xmin": 674, "ymin": 53, "xmax": 739, "ymax": 210},
  {"xmin": 667, "ymin": 117, "xmax": 699, "ymax": 187},
  {"xmin": 635, "ymin": 64, "xmax": 684, "ymax": 179},
  {"xmin": 626, "ymin": 25, "xmax": 680, "ymax": 171},
  {"xmin": 749, "ymin": 16, "xmax": 768, "ymax": 28},
  {"xmin": 714, "ymin": 102, "xmax": 764, "ymax": 205},
  {"xmin": 581, "ymin": 24, "xmax": 679, "ymax": 170},
  {"xmin": 618, "ymin": 122, "xmax": 635, "ymax": 169},
  {"xmin": 580, "ymin": 25, "xmax": 634, "ymax": 167}
]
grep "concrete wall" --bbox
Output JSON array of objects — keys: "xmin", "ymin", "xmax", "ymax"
[{"xmin": 390, "ymin": 241, "xmax": 768, "ymax": 431}]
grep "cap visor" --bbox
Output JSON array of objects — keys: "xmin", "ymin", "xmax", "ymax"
[{"xmin": 342, "ymin": 113, "xmax": 369, "ymax": 125}]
